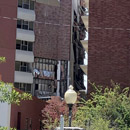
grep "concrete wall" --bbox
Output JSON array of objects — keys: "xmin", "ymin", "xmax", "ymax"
[
  {"xmin": 0, "ymin": 103, "xmax": 11, "ymax": 127},
  {"xmin": 88, "ymin": 0, "xmax": 130, "ymax": 93}
]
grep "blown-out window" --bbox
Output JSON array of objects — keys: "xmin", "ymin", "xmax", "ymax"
[{"xmin": 33, "ymin": 58, "xmax": 57, "ymax": 80}]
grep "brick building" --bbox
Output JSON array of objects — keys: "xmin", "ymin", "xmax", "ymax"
[
  {"xmin": 0, "ymin": 0, "xmax": 87, "ymax": 129},
  {"xmin": 87, "ymin": 0, "xmax": 130, "ymax": 93}
]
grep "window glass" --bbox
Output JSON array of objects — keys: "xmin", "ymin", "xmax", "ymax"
[
  {"xmin": 30, "ymin": 1, "xmax": 34, "ymax": 10},
  {"xmin": 26, "ymin": 84, "xmax": 31, "ymax": 93},
  {"xmin": 20, "ymin": 62, "xmax": 27, "ymax": 72},
  {"xmin": 23, "ymin": 21, "xmax": 28, "ymax": 30},
  {"xmin": 22, "ymin": 41, "xmax": 28, "ymax": 51},
  {"xmin": 15, "ymin": 61, "xmax": 20, "ymax": 71},
  {"xmin": 28, "ymin": 42, "xmax": 33, "ymax": 51},
  {"xmin": 20, "ymin": 84, "xmax": 26, "ymax": 91},
  {"xmin": 27, "ymin": 63, "xmax": 31, "ymax": 72},
  {"xmin": 18, "ymin": 0, "xmax": 22, "ymax": 7},
  {"xmin": 16, "ymin": 40, "xmax": 21, "ymax": 50},
  {"xmin": 14, "ymin": 83, "xmax": 19, "ymax": 88},
  {"xmin": 29, "ymin": 22, "xmax": 33, "ymax": 30},
  {"xmin": 17, "ymin": 20, "xmax": 22, "ymax": 28},
  {"xmin": 23, "ymin": 0, "xmax": 29, "ymax": 9}
]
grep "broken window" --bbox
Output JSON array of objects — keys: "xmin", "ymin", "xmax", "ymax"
[
  {"xmin": 33, "ymin": 58, "xmax": 58, "ymax": 98},
  {"xmin": 33, "ymin": 58, "xmax": 57, "ymax": 79},
  {"xmin": 34, "ymin": 79, "xmax": 57, "ymax": 98}
]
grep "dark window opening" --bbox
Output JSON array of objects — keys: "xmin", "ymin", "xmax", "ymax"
[
  {"xmin": 35, "ymin": 84, "xmax": 38, "ymax": 90},
  {"xmin": 15, "ymin": 61, "xmax": 31, "ymax": 72},
  {"xmin": 30, "ymin": 0, "xmax": 34, "ymax": 10},
  {"xmin": 22, "ymin": 21, "xmax": 28, "ymax": 30},
  {"xmin": 17, "ymin": 20, "xmax": 22, "ymax": 28},
  {"xmin": 17, "ymin": 19, "xmax": 34, "ymax": 31},
  {"xmin": 17, "ymin": 112, "xmax": 21, "ymax": 130},
  {"xmin": 16, "ymin": 40, "xmax": 33, "ymax": 51},
  {"xmin": 29, "ymin": 21, "xmax": 34, "ymax": 30},
  {"xmin": 18, "ymin": 0, "xmax": 34, "ymax": 10},
  {"xmin": 18, "ymin": 0, "xmax": 22, "ymax": 8},
  {"xmin": 14, "ymin": 83, "xmax": 32, "ymax": 93},
  {"xmin": 23, "ymin": 0, "xmax": 29, "ymax": 9}
]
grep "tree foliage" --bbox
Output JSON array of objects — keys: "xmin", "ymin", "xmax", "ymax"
[
  {"xmin": 0, "ymin": 81, "xmax": 32, "ymax": 105},
  {"xmin": 0, "ymin": 57, "xmax": 32, "ymax": 105},
  {"xmin": 41, "ymin": 96, "xmax": 77, "ymax": 129},
  {"xmin": 0, "ymin": 127, "xmax": 16, "ymax": 130},
  {"xmin": 0, "ymin": 81, "xmax": 32, "ymax": 130},
  {"xmin": 0, "ymin": 57, "xmax": 32, "ymax": 129},
  {"xmin": 0, "ymin": 57, "xmax": 6, "ymax": 63},
  {"xmin": 73, "ymin": 82, "xmax": 130, "ymax": 130}
]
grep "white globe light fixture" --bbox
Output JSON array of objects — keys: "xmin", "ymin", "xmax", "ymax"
[{"xmin": 64, "ymin": 85, "xmax": 77, "ymax": 127}]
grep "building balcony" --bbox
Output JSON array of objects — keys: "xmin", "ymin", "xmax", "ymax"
[
  {"xmin": 14, "ymin": 71, "xmax": 33, "ymax": 84},
  {"xmin": 15, "ymin": 50, "xmax": 34, "ymax": 63},
  {"xmin": 80, "ymin": 40, "xmax": 88, "ymax": 53},
  {"xmin": 35, "ymin": 0, "xmax": 60, "ymax": 7},
  {"xmin": 16, "ymin": 29, "xmax": 35, "ymax": 42},
  {"xmin": 17, "ymin": 7, "xmax": 35, "ymax": 21},
  {"xmin": 80, "ymin": 65, "xmax": 87, "ymax": 75}
]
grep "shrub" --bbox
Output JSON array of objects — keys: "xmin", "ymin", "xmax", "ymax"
[{"xmin": 73, "ymin": 82, "xmax": 130, "ymax": 130}]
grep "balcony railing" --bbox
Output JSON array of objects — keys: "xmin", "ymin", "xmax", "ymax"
[
  {"xmin": 14, "ymin": 71, "xmax": 33, "ymax": 84},
  {"xmin": 16, "ymin": 28, "xmax": 35, "ymax": 42},
  {"xmin": 17, "ymin": 7, "xmax": 35, "ymax": 21},
  {"xmin": 15, "ymin": 50, "xmax": 34, "ymax": 63}
]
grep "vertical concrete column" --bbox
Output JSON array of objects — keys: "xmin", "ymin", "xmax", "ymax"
[
  {"xmin": 67, "ymin": 61, "xmax": 70, "ymax": 88},
  {"xmin": 57, "ymin": 61, "xmax": 61, "ymax": 96},
  {"xmin": 0, "ymin": 102, "xmax": 11, "ymax": 128}
]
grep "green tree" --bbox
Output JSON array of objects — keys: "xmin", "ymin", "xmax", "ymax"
[
  {"xmin": 0, "ymin": 81, "xmax": 32, "ymax": 105},
  {"xmin": 73, "ymin": 82, "xmax": 130, "ymax": 130},
  {"xmin": 41, "ymin": 96, "xmax": 77, "ymax": 129},
  {"xmin": 0, "ymin": 57, "xmax": 32, "ymax": 105},
  {"xmin": 0, "ymin": 57, "xmax": 32, "ymax": 129},
  {"xmin": 0, "ymin": 57, "xmax": 6, "ymax": 63}
]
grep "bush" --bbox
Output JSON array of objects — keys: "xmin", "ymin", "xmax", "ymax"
[{"xmin": 73, "ymin": 82, "xmax": 130, "ymax": 130}]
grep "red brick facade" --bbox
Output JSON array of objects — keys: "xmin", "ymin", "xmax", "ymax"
[
  {"xmin": 88, "ymin": 0, "xmax": 130, "ymax": 93},
  {"xmin": 11, "ymin": 96, "xmax": 45, "ymax": 130},
  {"xmin": 34, "ymin": 0, "xmax": 72, "ymax": 60},
  {"xmin": 0, "ymin": 0, "xmax": 17, "ymax": 82}
]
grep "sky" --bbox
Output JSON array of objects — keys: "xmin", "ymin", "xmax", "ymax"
[{"xmin": 83, "ymin": 31, "xmax": 88, "ymax": 93}]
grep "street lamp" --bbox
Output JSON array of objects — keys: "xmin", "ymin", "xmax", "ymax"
[{"xmin": 64, "ymin": 85, "xmax": 77, "ymax": 127}]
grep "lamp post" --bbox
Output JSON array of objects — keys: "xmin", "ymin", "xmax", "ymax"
[{"xmin": 64, "ymin": 85, "xmax": 77, "ymax": 127}]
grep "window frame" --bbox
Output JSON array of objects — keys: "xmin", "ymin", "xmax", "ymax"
[
  {"xmin": 18, "ymin": 0, "xmax": 35, "ymax": 10},
  {"xmin": 16, "ymin": 40, "xmax": 33, "ymax": 51},
  {"xmin": 17, "ymin": 19, "xmax": 34, "ymax": 31},
  {"xmin": 14, "ymin": 83, "xmax": 32, "ymax": 93}
]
